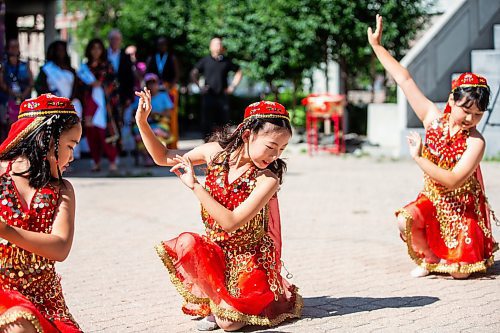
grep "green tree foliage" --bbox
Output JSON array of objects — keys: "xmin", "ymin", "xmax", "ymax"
[{"xmin": 67, "ymin": 0, "xmax": 431, "ymax": 95}]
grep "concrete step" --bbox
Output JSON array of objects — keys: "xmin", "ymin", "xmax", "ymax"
[
  {"xmin": 495, "ymin": 24, "xmax": 500, "ymax": 50},
  {"xmin": 471, "ymin": 49, "xmax": 500, "ymax": 78}
]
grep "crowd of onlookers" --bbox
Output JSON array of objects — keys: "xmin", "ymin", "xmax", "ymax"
[{"xmin": 0, "ymin": 32, "xmax": 243, "ymax": 172}]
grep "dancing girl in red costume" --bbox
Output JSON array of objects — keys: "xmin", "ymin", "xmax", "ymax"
[
  {"xmin": 135, "ymin": 88, "xmax": 302, "ymax": 331},
  {"xmin": 369, "ymin": 15, "xmax": 497, "ymax": 279},
  {"xmin": 0, "ymin": 94, "xmax": 82, "ymax": 332}
]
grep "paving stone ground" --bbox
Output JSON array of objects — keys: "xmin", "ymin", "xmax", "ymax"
[{"xmin": 57, "ymin": 143, "xmax": 500, "ymax": 332}]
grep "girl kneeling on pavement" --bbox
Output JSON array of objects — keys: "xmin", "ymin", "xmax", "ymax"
[
  {"xmin": 0, "ymin": 94, "xmax": 82, "ymax": 332},
  {"xmin": 368, "ymin": 15, "xmax": 497, "ymax": 279},
  {"xmin": 135, "ymin": 88, "xmax": 302, "ymax": 331}
]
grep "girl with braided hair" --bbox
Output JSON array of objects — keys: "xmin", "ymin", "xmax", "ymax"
[
  {"xmin": 0, "ymin": 94, "xmax": 82, "ymax": 332},
  {"xmin": 136, "ymin": 89, "xmax": 302, "ymax": 331}
]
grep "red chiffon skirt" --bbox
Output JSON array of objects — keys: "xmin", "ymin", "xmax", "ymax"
[
  {"xmin": 156, "ymin": 232, "xmax": 302, "ymax": 326},
  {"xmin": 397, "ymin": 193, "xmax": 497, "ymax": 274},
  {"xmin": 0, "ymin": 290, "xmax": 80, "ymax": 332}
]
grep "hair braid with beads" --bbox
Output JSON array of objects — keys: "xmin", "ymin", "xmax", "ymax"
[
  {"xmin": 0, "ymin": 114, "xmax": 80, "ymax": 189},
  {"xmin": 209, "ymin": 117, "xmax": 292, "ymax": 184}
]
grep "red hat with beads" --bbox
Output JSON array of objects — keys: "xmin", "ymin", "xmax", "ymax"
[
  {"xmin": 444, "ymin": 73, "xmax": 489, "ymax": 114},
  {"xmin": 451, "ymin": 72, "xmax": 488, "ymax": 92},
  {"xmin": 243, "ymin": 101, "xmax": 290, "ymax": 122},
  {"xmin": 0, "ymin": 94, "xmax": 78, "ymax": 154}
]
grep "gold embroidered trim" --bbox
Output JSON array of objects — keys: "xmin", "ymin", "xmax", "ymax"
[
  {"xmin": 243, "ymin": 114, "xmax": 290, "ymax": 122},
  {"xmin": 155, "ymin": 242, "xmax": 302, "ymax": 326},
  {"xmin": 396, "ymin": 208, "xmax": 496, "ymax": 274},
  {"xmin": 209, "ymin": 288, "xmax": 303, "ymax": 327},
  {"xmin": 452, "ymin": 84, "xmax": 488, "ymax": 92},
  {"xmin": 1, "ymin": 117, "xmax": 45, "ymax": 154},
  {"xmin": 0, "ymin": 310, "xmax": 43, "ymax": 333},
  {"xmin": 155, "ymin": 243, "xmax": 210, "ymax": 305},
  {"xmin": 18, "ymin": 110, "xmax": 77, "ymax": 119}
]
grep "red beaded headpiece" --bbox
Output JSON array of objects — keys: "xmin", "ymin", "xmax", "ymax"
[
  {"xmin": 0, "ymin": 94, "xmax": 78, "ymax": 154},
  {"xmin": 451, "ymin": 72, "xmax": 488, "ymax": 92},
  {"xmin": 243, "ymin": 101, "xmax": 290, "ymax": 122},
  {"xmin": 444, "ymin": 73, "xmax": 489, "ymax": 114}
]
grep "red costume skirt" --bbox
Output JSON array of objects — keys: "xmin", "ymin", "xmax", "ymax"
[
  {"xmin": 0, "ymin": 290, "xmax": 80, "ymax": 333},
  {"xmin": 156, "ymin": 232, "xmax": 302, "ymax": 326},
  {"xmin": 397, "ymin": 193, "xmax": 497, "ymax": 274}
]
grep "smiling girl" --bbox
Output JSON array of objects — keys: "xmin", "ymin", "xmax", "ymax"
[{"xmin": 135, "ymin": 89, "xmax": 302, "ymax": 331}]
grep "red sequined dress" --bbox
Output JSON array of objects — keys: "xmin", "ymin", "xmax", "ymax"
[
  {"xmin": 396, "ymin": 114, "xmax": 498, "ymax": 274},
  {"xmin": 0, "ymin": 163, "xmax": 81, "ymax": 332},
  {"xmin": 156, "ymin": 161, "xmax": 302, "ymax": 326}
]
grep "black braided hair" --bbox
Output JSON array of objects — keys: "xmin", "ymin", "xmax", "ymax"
[
  {"xmin": 0, "ymin": 114, "xmax": 80, "ymax": 189},
  {"xmin": 209, "ymin": 117, "xmax": 292, "ymax": 184}
]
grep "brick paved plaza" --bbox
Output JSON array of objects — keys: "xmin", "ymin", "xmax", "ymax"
[{"xmin": 57, "ymin": 144, "xmax": 500, "ymax": 332}]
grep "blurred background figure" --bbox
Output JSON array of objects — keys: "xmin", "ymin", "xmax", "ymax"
[
  {"xmin": 132, "ymin": 73, "xmax": 174, "ymax": 166},
  {"xmin": 191, "ymin": 36, "xmax": 242, "ymax": 139},
  {"xmin": 34, "ymin": 40, "xmax": 82, "ymax": 159},
  {"xmin": 35, "ymin": 40, "xmax": 77, "ymax": 100},
  {"xmin": 78, "ymin": 38, "xmax": 119, "ymax": 173},
  {"xmin": 145, "ymin": 36, "xmax": 180, "ymax": 149},
  {"xmin": 0, "ymin": 39, "xmax": 34, "ymax": 126},
  {"xmin": 146, "ymin": 36, "xmax": 179, "ymax": 90},
  {"xmin": 107, "ymin": 28, "xmax": 135, "ymax": 153}
]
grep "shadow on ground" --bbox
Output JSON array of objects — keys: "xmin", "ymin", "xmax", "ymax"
[
  {"xmin": 65, "ymin": 157, "xmax": 207, "ymax": 178},
  {"xmin": 301, "ymin": 296, "xmax": 439, "ymax": 318},
  {"xmin": 214, "ymin": 296, "xmax": 439, "ymax": 332}
]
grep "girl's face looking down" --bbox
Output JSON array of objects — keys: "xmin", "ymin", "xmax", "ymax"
[
  {"xmin": 48, "ymin": 123, "xmax": 82, "ymax": 177},
  {"xmin": 244, "ymin": 123, "xmax": 291, "ymax": 169},
  {"xmin": 449, "ymin": 96, "xmax": 484, "ymax": 131}
]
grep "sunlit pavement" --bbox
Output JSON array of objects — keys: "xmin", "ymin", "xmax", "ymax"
[{"xmin": 58, "ymin": 141, "xmax": 500, "ymax": 332}]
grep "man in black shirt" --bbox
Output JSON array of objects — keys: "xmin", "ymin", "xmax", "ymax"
[{"xmin": 191, "ymin": 37, "xmax": 243, "ymax": 139}]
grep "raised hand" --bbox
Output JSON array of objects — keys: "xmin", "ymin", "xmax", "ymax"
[
  {"xmin": 135, "ymin": 87, "xmax": 152, "ymax": 124},
  {"xmin": 407, "ymin": 131, "xmax": 423, "ymax": 159},
  {"xmin": 170, "ymin": 155, "xmax": 198, "ymax": 189},
  {"xmin": 367, "ymin": 14, "xmax": 383, "ymax": 47}
]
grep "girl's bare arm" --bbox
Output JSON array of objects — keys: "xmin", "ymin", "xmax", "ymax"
[{"xmin": 368, "ymin": 14, "xmax": 440, "ymax": 128}]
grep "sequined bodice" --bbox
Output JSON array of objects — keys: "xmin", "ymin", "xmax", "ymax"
[
  {"xmin": 0, "ymin": 172, "xmax": 60, "ymax": 279},
  {"xmin": 423, "ymin": 113, "xmax": 469, "ymax": 170},
  {"xmin": 421, "ymin": 115, "xmax": 489, "ymax": 249},
  {"xmin": 202, "ymin": 162, "xmax": 268, "ymax": 252},
  {"xmin": 0, "ymin": 167, "xmax": 75, "ymax": 323},
  {"xmin": 422, "ymin": 113, "xmax": 477, "ymax": 192},
  {"xmin": 201, "ymin": 161, "xmax": 283, "ymax": 299}
]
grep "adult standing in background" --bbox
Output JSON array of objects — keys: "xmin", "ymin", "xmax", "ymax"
[
  {"xmin": 146, "ymin": 36, "xmax": 180, "ymax": 90},
  {"xmin": 34, "ymin": 40, "xmax": 83, "ymax": 159},
  {"xmin": 191, "ymin": 36, "xmax": 243, "ymax": 139},
  {"xmin": 35, "ymin": 40, "xmax": 77, "ymax": 100},
  {"xmin": 0, "ymin": 39, "xmax": 34, "ymax": 125},
  {"xmin": 107, "ymin": 29, "xmax": 135, "ymax": 151},
  {"xmin": 78, "ymin": 38, "xmax": 119, "ymax": 173}
]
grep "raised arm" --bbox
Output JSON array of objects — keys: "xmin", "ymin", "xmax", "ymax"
[
  {"xmin": 0, "ymin": 179, "xmax": 76, "ymax": 261},
  {"xmin": 171, "ymin": 156, "xmax": 279, "ymax": 233},
  {"xmin": 368, "ymin": 14, "xmax": 440, "ymax": 128},
  {"xmin": 135, "ymin": 88, "xmax": 220, "ymax": 166}
]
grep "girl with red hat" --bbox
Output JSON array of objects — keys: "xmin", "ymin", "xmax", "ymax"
[
  {"xmin": 369, "ymin": 15, "xmax": 497, "ymax": 279},
  {"xmin": 0, "ymin": 94, "xmax": 82, "ymax": 332},
  {"xmin": 136, "ymin": 89, "xmax": 302, "ymax": 331}
]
